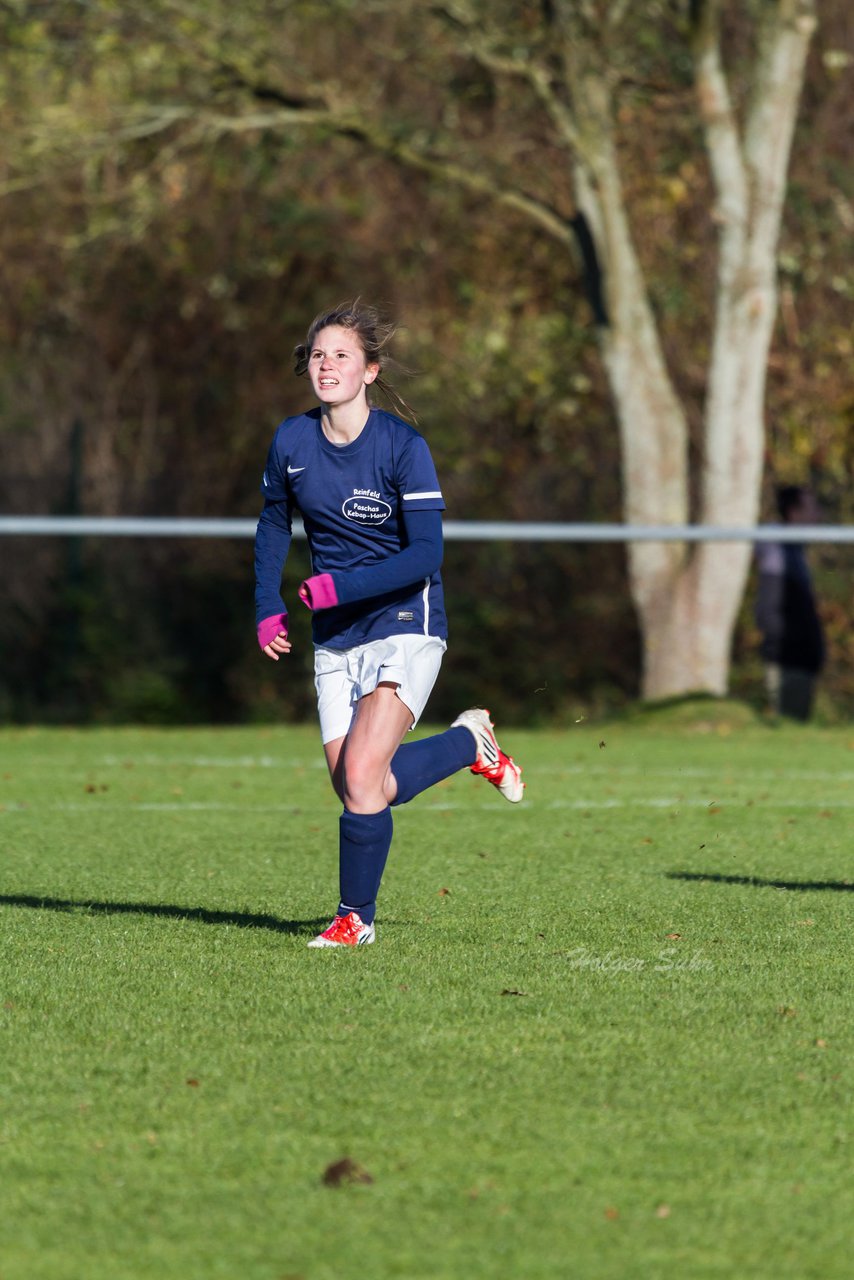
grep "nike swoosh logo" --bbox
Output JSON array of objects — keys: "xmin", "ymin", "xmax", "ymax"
[{"xmin": 287, "ymin": 465, "xmax": 306, "ymax": 475}]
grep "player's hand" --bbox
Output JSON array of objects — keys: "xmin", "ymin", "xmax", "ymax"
[
  {"xmin": 257, "ymin": 613, "xmax": 291, "ymax": 661},
  {"xmin": 262, "ymin": 632, "xmax": 292, "ymax": 661}
]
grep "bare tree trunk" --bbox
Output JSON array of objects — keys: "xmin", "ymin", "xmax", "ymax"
[
  {"xmin": 575, "ymin": 1, "xmax": 816, "ymax": 699},
  {"xmin": 693, "ymin": 0, "xmax": 817, "ymax": 682},
  {"xmin": 573, "ymin": 71, "xmax": 707, "ymax": 697}
]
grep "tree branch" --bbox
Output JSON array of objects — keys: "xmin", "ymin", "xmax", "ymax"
[
  {"xmin": 430, "ymin": 1, "xmax": 587, "ymax": 159},
  {"xmin": 199, "ymin": 101, "xmax": 575, "ymax": 247},
  {"xmin": 692, "ymin": 0, "xmax": 747, "ymax": 237},
  {"xmin": 743, "ymin": 0, "xmax": 817, "ymax": 250},
  {"xmin": 213, "ymin": 63, "xmax": 327, "ymax": 112}
]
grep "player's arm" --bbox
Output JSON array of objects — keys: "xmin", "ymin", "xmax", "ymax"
[
  {"xmin": 299, "ymin": 507, "xmax": 443, "ymax": 611},
  {"xmin": 254, "ymin": 437, "xmax": 294, "ymax": 659}
]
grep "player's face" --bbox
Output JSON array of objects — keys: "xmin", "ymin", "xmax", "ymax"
[{"xmin": 307, "ymin": 325, "xmax": 379, "ymax": 408}]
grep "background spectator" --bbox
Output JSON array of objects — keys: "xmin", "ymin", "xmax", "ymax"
[{"xmin": 755, "ymin": 485, "xmax": 826, "ymax": 721}]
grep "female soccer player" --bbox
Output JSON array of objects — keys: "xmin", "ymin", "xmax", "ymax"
[{"xmin": 254, "ymin": 301, "xmax": 523, "ymax": 947}]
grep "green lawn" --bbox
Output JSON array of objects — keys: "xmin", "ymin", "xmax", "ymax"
[{"xmin": 1, "ymin": 710, "xmax": 852, "ymax": 1279}]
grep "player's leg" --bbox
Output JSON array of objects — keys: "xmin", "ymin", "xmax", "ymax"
[
  {"xmin": 380, "ymin": 635, "xmax": 524, "ymax": 806},
  {"xmin": 360, "ymin": 633, "xmax": 483, "ymax": 806},
  {"xmin": 387, "ymin": 724, "xmax": 476, "ymax": 805},
  {"xmin": 314, "ymin": 645, "xmax": 356, "ymax": 803},
  {"xmin": 308, "ymin": 641, "xmax": 524, "ymax": 949},
  {"xmin": 309, "ymin": 682, "xmax": 410, "ymax": 948},
  {"xmin": 323, "ymin": 736, "xmax": 346, "ymax": 801},
  {"xmin": 313, "ymin": 642, "xmax": 444, "ymax": 804},
  {"xmin": 341, "ymin": 682, "xmax": 414, "ymax": 813},
  {"xmin": 389, "ymin": 709, "xmax": 524, "ymax": 805}
]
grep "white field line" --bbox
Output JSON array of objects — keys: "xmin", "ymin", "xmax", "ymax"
[
  {"xmin": 2, "ymin": 797, "xmax": 853, "ymax": 815},
  {"xmin": 92, "ymin": 756, "xmax": 854, "ymax": 783},
  {"xmin": 97, "ymin": 754, "xmax": 326, "ymax": 769}
]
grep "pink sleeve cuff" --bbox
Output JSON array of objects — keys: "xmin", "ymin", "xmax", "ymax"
[
  {"xmin": 257, "ymin": 613, "xmax": 288, "ymax": 649},
  {"xmin": 298, "ymin": 573, "xmax": 339, "ymax": 611}
]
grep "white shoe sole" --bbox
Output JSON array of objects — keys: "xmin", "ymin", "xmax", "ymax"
[{"xmin": 307, "ymin": 926, "xmax": 376, "ymax": 948}]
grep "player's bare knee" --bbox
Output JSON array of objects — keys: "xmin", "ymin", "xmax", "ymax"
[{"xmin": 341, "ymin": 756, "xmax": 387, "ymax": 811}]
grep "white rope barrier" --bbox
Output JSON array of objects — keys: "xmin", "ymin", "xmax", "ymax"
[{"xmin": 0, "ymin": 516, "xmax": 851, "ymax": 543}]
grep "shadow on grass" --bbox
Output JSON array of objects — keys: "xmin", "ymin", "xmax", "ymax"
[
  {"xmin": 667, "ymin": 871, "xmax": 854, "ymax": 893},
  {"xmin": 0, "ymin": 893, "xmax": 328, "ymax": 935}
]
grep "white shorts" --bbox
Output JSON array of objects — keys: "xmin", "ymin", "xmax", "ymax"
[{"xmin": 314, "ymin": 634, "xmax": 447, "ymax": 745}]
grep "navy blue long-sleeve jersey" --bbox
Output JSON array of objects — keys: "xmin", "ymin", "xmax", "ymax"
[{"xmin": 255, "ymin": 407, "xmax": 448, "ymax": 648}]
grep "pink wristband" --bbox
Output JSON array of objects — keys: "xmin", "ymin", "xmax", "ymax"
[
  {"xmin": 298, "ymin": 573, "xmax": 339, "ymax": 611},
  {"xmin": 257, "ymin": 613, "xmax": 288, "ymax": 649}
]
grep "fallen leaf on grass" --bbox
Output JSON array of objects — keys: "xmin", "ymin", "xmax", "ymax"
[
  {"xmin": 501, "ymin": 988, "xmax": 530, "ymax": 997},
  {"xmin": 322, "ymin": 1157, "xmax": 373, "ymax": 1187},
  {"xmin": 604, "ymin": 1206, "xmax": 620, "ymax": 1220},
  {"xmin": 186, "ymin": 1078, "xmax": 200, "ymax": 1087},
  {"xmin": 438, "ymin": 887, "xmax": 451, "ymax": 897},
  {"xmin": 665, "ymin": 933, "xmax": 682, "ymax": 940}
]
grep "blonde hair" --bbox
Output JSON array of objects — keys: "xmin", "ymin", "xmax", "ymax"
[{"xmin": 293, "ymin": 300, "xmax": 416, "ymax": 421}]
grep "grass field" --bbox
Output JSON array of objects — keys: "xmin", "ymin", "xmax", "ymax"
[{"xmin": 1, "ymin": 707, "xmax": 852, "ymax": 1279}]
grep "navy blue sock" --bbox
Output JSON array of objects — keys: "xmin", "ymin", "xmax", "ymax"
[
  {"xmin": 337, "ymin": 807, "xmax": 394, "ymax": 926},
  {"xmin": 390, "ymin": 725, "xmax": 476, "ymax": 807}
]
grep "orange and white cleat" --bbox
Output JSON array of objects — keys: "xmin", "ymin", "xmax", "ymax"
[
  {"xmin": 451, "ymin": 707, "xmax": 524, "ymax": 803},
  {"xmin": 307, "ymin": 910, "xmax": 376, "ymax": 949}
]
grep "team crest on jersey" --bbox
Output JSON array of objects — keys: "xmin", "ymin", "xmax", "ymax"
[{"xmin": 342, "ymin": 489, "xmax": 392, "ymax": 526}]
